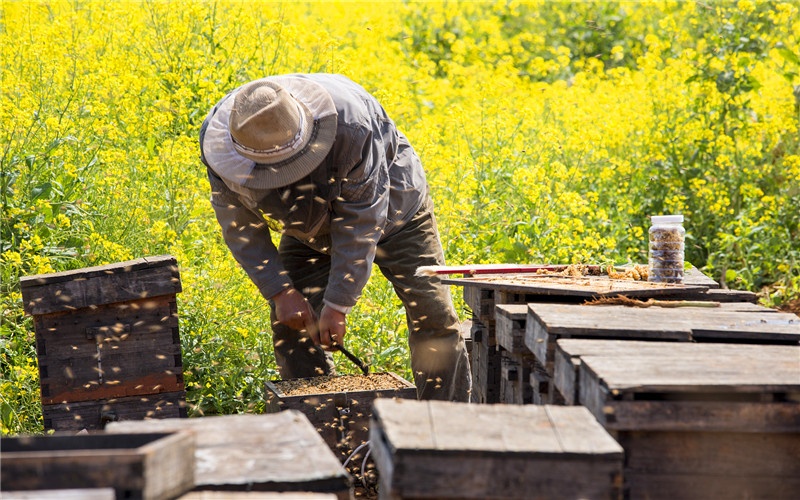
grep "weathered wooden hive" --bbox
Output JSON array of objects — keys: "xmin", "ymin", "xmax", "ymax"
[
  {"xmin": 370, "ymin": 398, "xmax": 624, "ymax": 500},
  {"xmin": 265, "ymin": 372, "xmax": 417, "ymax": 462},
  {"xmin": 20, "ymin": 255, "xmax": 187, "ymax": 431},
  {"xmin": 0, "ymin": 431, "xmax": 195, "ymax": 500}
]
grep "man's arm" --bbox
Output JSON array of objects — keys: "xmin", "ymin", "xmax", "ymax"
[
  {"xmin": 207, "ymin": 170, "xmax": 318, "ymax": 336},
  {"xmin": 317, "ymin": 127, "xmax": 391, "ymax": 346},
  {"xmin": 207, "ymin": 169, "xmax": 290, "ymax": 300}
]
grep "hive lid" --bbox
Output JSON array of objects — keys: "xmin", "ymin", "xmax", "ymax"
[{"xmin": 20, "ymin": 255, "xmax": 181, "ymax": 315}]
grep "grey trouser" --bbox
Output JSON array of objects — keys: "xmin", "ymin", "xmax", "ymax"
[{"xmin": 269, "ymin": 195, "xmax": 472, "ymax": 402}]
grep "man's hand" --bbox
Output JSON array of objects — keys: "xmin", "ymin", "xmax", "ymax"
[
  {"xmin": 272, "ymin": 288, "xmax": 318, "ymax": 338},
  {"xmin": 318, "ymin": 305, "xmax": 346, "ymax": 349}
]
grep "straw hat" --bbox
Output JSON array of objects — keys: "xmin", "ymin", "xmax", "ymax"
[{"xmin": 202, "ymin": 76, "xmax": 337, "ymax": 190}]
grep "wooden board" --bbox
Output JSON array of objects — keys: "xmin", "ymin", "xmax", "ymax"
[
  {"xmin": 35, "ymin": 297, "xmax": 184, "ymax": 406},
  {"xmin": 42, "ymin": 391, "xmax": 187, "ymax": 432},
  {"xmin": 623, "ymin": 471, "xmax": 800, "ymax": 500},
  {"xmin": 468, "ymin": 320, "xmax": 501, "ymax": 404},
  {"xmin": 495, "ymin": 303, "xmax": 528, "ymax": 353},
  {"xmin": 536, "ymin": 303, "xmax": 798, "ymax": 340},
  {"xmin": 580, "ymin": 345, "xmax": 800, "ymax": 395},
  {"xmin": 619, "ymin": 431, "xmax": 800, "ymax": 500},
  {"xmin": 554, "ymin": 339, "xmax": 800, "ymax": 430},
  {"xmin": 107, "ymin": 412, "xmax": 352, "ymax": 497},
  {"xmin": 526, "ymin": 303, "xmax": 800, "ymax": 371},
  {"xmin": 21, "ymin": 255, "xmax": 181, "ymax": 315},
  {"xmin": 444, "ymin": 274, "xmax": 708, "ymax": 299},
  {"xmin": 1, "ymin": 431, "xmax": 194, "ymax": 500},
  {"xmin": 2, "ymin": 489, "xmax": 115, "ymax": 500},
  {"xmin": 370, "ymin": 399, "xmax": 622, "ymax": 499}
]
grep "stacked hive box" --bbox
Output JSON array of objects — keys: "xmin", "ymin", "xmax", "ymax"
[
  {"xmin": 554, "ymin": 339, "xmax": 800, "ymax": 499},
  {"xmin": 370, "ymin": 398, "xmax": 624, "ymax": 500},
  {"xmin": 20, "ymin": 255, "xmax": 187, "ymax": 431},
  {"xmin": 462, "ymin": 281, "xmax": 536, "ymax": 404}
]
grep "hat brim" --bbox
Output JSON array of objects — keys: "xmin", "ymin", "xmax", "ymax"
[{"xmin": 203, "ymin": 76, "xmax": 337, "ymax": 190}]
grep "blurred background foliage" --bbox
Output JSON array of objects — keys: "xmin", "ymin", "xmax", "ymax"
[{"xmin": 2, "ymin": 0, "xmax": 798, "ymax": 434}]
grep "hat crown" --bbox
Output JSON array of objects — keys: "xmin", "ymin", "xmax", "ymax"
[{"xmin": 229, "ymin": 81, "xmax": 304, "ymax": 155}]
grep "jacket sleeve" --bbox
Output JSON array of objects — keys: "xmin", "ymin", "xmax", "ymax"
[
  {"xmin": 207, "ymin": 169, "xmax": 292, "ymax": 301},
  {"xmin": 323, "ymin": 125, "xmax": 390, "ymax": 309}
]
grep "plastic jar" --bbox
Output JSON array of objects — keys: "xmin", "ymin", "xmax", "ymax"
[{"xmin": 648, "ymin": 215, "xmax": 685, "ymax": 284}]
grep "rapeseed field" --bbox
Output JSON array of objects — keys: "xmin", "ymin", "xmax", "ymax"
[{"xmin": 2, "ymin": 0, "xmax": 799, "ymax": 434}]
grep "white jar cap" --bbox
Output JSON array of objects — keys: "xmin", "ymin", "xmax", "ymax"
[{"xmin": 651, "ymin": 214, "xmax": 684, "ymax": 224}]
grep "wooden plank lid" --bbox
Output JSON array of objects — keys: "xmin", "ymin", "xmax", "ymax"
[{"xmin": 20, "ymin": 255, "xmax": 181, "ymax": 315}]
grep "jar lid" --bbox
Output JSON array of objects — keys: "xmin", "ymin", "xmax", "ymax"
[{"xmin": 651, "ymin": 214, "xmax": 684, "ymax": 224}]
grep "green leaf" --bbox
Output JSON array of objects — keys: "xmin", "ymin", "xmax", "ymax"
[
  {"xmin": 1, "ymin": 400, "xmax": 13, "ymax": 429},
  {"xmin": 744, "ymin": 74, "xmax": 762, "ymax": 92},
  {"xmin": 725, "ymin": 269, "xmax": 737, "ymax": 283},
  {"xmin": 31, "ymin": 182, "xmax": 52, "ymax": 201},
  {"xmin": 777, "ymin": 47, "xmax": 800, "ymax": 66},
  {"xmin": 737, "ymin": 56, "xmax": 751, "ymax": 68}
]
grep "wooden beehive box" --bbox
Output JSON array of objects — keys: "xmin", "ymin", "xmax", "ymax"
[
  {"xmin": 450, "ymin": 264, "xmax": 729, "ymax": 407},
  {"xmin": 556, "ymin": 339, "xmax": 800, "ymax": 500},
  {"xmin": 265, "ymin": 372, "xmax": 417, "ymax": 461},
  {"xmin": 20, "ymin": 255, "xmax": 187, "ymax": 431},
  {"xmin": 0, "ymin": 431, "xmax": 195, "ymax": 500},
  {"xmin": 107, "ymin": 413, "xmax": 352, "ymax": 499},
  {"xmin": 370, "ymin": 399, "xmax": 624, "ymax": 500},
  {"xmin": 523, "ymin": 300, "xmax": 800, "ymax": 404}
]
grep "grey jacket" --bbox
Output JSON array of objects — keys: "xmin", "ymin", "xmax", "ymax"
[{"xmin": 199, "ymin": 74, "xmax": 428, "ymax": 309}]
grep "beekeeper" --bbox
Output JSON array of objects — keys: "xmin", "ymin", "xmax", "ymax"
[{"xmin": 199, "ymin": 73, "xmax": 470, "ymax": 401}]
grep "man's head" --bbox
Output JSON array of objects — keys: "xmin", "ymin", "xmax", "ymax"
[{"xmin": 203, "ymin": 76, "xmax": 337, "ymax": 189}]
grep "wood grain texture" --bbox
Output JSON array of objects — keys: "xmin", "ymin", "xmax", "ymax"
[
  {"xmin": 623, "ymin": 472, "xmax": 800, "ymax": 500},
  {"xmin": 21, "ymin": 255, "xmax": 181, "ymax": 316},
  {"xmin": 42, "ymin": 391, "xmax": 188, "ymax": 432},
  {"xmin": 554, "ymin": 339, "xmax": 800, "ymax": 431},
  {"xmin": 526, "ymin": 302, "xmax": 800, "ymax": 382},
  {"xmin": 580, "ymin": 344, "xmax": 800, "ymax": 393},
  {"xmin": 495, "ymin": 303, "xmax": 528, "ymax": 353},
  {"xmin": 1, "ymin": 431, "xmax": 194, "ymax": 500},
  {"xmin": 443, "ymin": 275, "xmax": 708, "ymax": 299},
  {"xmin": 469, "ymin": 320, "xmax": 502, "ymax": 404},
  {"xmin": 36, "ymin": 298, "xmax": 184, "ymax": 405},
  {"xmin": 619, "ymin": 430, "xmax": 800, "ymax": 477},
  {"xmin": 107, "ymin": 413, "xmax": 351, "ymax": 496},
  {"xmin": 370, "ymin": 399, "xmax": 622, "ymax": 499},
  {"xmin": 602, "ymin": 400, "xmax": 800, "ymax": 432},
  {"xmin": 531, "ymin": 303, "xmax": 800, "ymax": 342}
]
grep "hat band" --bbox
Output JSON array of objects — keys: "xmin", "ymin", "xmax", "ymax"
[
  {"xmin": 254, "ymin": 119, "xmax": 323, "ymax": 170},
  {"xmin": 230, "ymin": 101, "xmax": 308, "ymax": 159}
]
